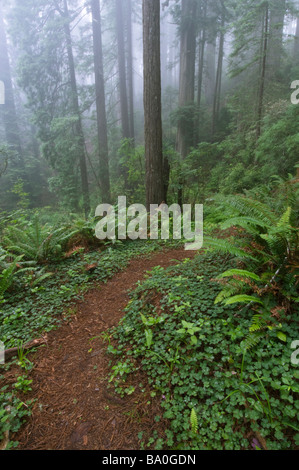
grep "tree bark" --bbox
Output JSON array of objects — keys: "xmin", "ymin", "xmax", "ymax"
[
  {"xmin": 194, "ymin": 0, "xmax": 207, "ymax": 145},
  {"xmin": 0, "ymin": 4, "xmax": 24, "ymax": 168},
  {"xmin": 116, "ymin": 0, "xmax": 130, "ymax": 140},
  {"xmin": 91, "ymin": 0, "xmax": 111, "ymax": 203},
  {"xmin": 126, "ymin": 0, "xmax": 135, "ymax": 144},
  {"xmin": 295, "ymin": 16, "xmax": 299, "ymax": 61},
  {"xmin": 62, "ymin": 0, "xmax": 90, "ymax": 217},
  {"xmin": 212, "ymin": 1, "xmax": 225, "ymax": 138},
  {"xmin": 176, "ymin": 0, "xmax": 198, "ymax": 206},
  {"xmin": 267, "ymin": 0, "xmax": 286, "ymax": 76},
  {"xmin": 143, "ymin": 0, "xmax": 165, "ymax": 210},
  {"xmin": 256, "ymin": 2, "xmax": 269, "ymax": 140}
]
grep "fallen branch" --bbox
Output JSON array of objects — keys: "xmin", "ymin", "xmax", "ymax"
[{"xmin": 4, "ymin": 336, "xmax": 48, "ymax": 363}]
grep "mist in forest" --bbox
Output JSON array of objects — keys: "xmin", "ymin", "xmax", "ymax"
[{"xmin": 0, "ymin": 0, "xmax": 298, "ymax": 214}]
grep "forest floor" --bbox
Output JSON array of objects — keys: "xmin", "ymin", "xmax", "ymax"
[{"xmin": 9, "ymin": 246, "xmax": 196, "ymax": 450}]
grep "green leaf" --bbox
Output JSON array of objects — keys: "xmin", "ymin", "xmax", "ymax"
[
  {"xmin": 190, "ymin": 335, "xmax": 198, "ymax": 345},
  {"xmin": 224, "ymin": 295, "xmax": 264, "ymax": 306},
  {"xmin": 190, "ymin": 408, "xmax": 198, "ymax": 433},
  {"xmin": 217, "ymin": 269, "xmax": 261, "ymax": 282},
  {"xmin": 276, "ymin": 331, "xmax": 287, "ymax": 342},
  {"xmin": 145, "ymin": 329, "xmax": 153, "ymax": 348}
]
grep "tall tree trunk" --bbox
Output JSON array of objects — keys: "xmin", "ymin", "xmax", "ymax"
[
  {"xmin": 160, "ymin": 11, "xmax": 168, "ymax": 90},
  {"xmin": 143, "ymin": 0, "xmax": 165, "ymax": 210},
  {"xmin": 205, "ymin": 44, "xmax": 216, "ymax": 105},
  {"xmin": 176, "ymin": 0, "xmax": 198, "ymax": 206},
  {"xmin": 212, "ymin": 1, "xmax": 225, "ymax": 138},
  {"xmin": 116, "ymin": 0, "xmax": 130, "ymax": 140},
  {"xmin": 0, "ymin": 3, "xmax": 24, "ymax": 168},
  {"xmin": 62, "ymin": 0, "xmax": 90, "ymax": 217},
  {"xmin": 126, "ymin": 0, "xmax": 135, "ymax": 144},
  {"xmin": 256, "ymin": 2, "xmax": 269, "ymax": 140},
  {"xmin": 267, "ymin": 0, "xmax": 286, "ymax": 77},
  {"xmin": 91, "ymin": 0, "xmax": 111, "ymax": 203},
  {"xmin": 294, "ymin": 15, "xmax": 299, "ymax": 61},
  {"xmin": 194, "ymin": 0, "xmax": 207, "ymax": 145}
]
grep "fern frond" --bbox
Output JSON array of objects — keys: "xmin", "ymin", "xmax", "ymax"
[
  {"xmin": 190, "ymin": 408, "xmax": 198, "ymax": 434},
  {"xmin": 249, "ymin": 314, "xmax": 267, "ymax": 332},
  {"xmin": 242, "ymin": 330, "xmax": 265, "ymax": 351},
  {"xmin": 217, "ymin": 269, "xmax": 261, "ymax": 282},
  {"xmin": 277, "ymin": 207, "xmax": 291, "ymax": 228},
  {"xmin": 204, "ymin": 237, "xmax": 257, "ymax": 261},
  {"xmin": 214, "ymin": 279, "xmax": 249, "ymax": 304},
  {"xmin": 224, "ymin": 295, "xmax": 264, "ymax": 306},
  {"xmin": 226, "ymin": 195, "xmax": 277, "ymax": 225},
  {"xmin": 221, "ymin": 216, "xmax": 270, "ymax": 233}
]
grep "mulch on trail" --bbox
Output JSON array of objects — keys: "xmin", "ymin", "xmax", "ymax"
[{"xmin": 12, "ymin": 247, "xmax": 197, "ymax": 450}]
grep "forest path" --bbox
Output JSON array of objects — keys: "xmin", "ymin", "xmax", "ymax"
[{"xmin": 14, "ymin": 246, "xmax": 196, "ymax": 450}]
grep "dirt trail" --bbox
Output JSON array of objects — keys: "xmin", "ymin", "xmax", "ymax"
[{"xmin": 14, "ymin": 247, "xmax": 196, "ymax": 450}]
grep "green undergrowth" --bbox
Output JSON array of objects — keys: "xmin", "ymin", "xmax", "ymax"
[
  {"xmin": 0, "ymin": 238, "xmax": 176, "ymax": 448},
  {"xmin": 0, "ymin": 240, "xmax": 171, "ymax": 349},
  {"xmin": 106, "ymin": 252, "xmax": 299, "ymax": 450}
]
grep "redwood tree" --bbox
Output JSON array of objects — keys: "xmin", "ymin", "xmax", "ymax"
[
  {"xmin": 0, "ymin": 3, "xmax": 23, "ymax": 167},
  {"xmin": 91, "ymin": 0, "xmax": 111, "ymax": 203},
  {"xmin": 143, "ymin": 0, "xmax": 165, "ymax": 210}
]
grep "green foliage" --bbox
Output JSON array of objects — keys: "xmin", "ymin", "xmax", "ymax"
[
  {"xmin": 0, "ymin": 237, "xmax": 166, "ymax": 350},
  {"xmin": 207, "ymin": 191, "xmax": 298, "ymax": 353},
  {"xmin": 107, "ymin": 252, "xmax": 299, "ymax": 450},
  {"xmin": 0, "ymin": 145, "xmax": 14, "ymax": 178},
  {"xmin": 0, "ymin": 249, "xmax": 23, "ymax": 303},
  {"xmin": 115, "ymin": 140, "xmax": 146, "ymax": 204},
  {"xmin": 2, "ymin": 215, "xmax": 78, "ymax": 264},
  {"xmin": 199, "ymin": 105, "xmax": 299, "ymax": 197},
  {"xmin": 190, "ymin": 408, "xmax": 198, "ymax": 434},
  {"xmin": 0, "ymin": 376, "xmax": 33, "ymax": 447},
  {"xmin": 177, "ymin": 320, "xmax": 201, "ymax": 345},
  {"xmin": 10, "ymin": 179, "xmax": 30, "ymax": 210},
  {"xmin": 0, "ymin": 235, "xmax": 169, "ymax": 447}
]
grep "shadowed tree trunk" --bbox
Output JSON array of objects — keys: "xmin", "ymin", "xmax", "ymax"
[
  {"xmin": 267, "ymin": 0, "xmax": 286, "ymax": 76},
  {"xmin": 116, "ymin": 0, "xmax": 130, "ymax": 140},
  {"xmin": 295, "ymin": 16, "xmax": 299, "ymax": 61},
  {"xmin": 176, "ymin": 0, "xmax": 198, "ymax": 206},
  {"xmin": 256, "ymin": 1, "xmax": 269, "ymax": 140},
  {"xmin": 143, "ymin": 0, "xmax": 165, "ymax": 210},
  {"xmin": 61, "ymin": 0, "xmax": 90, "ymax": 217},
  {"xmin": 91, "ymin": 0, "xmax": 111, "ymax": 203},
  {"xmin": 212, "ymin": 0, "xmax": 225, "ymax": 138},
  {"xmin": 0, "ymin": 3, "xmax": 24, "ymax": 168},
  {"xmin": 126, "ymin": 0, "xmax": 135, "ymax": 145},
  {"xmin": 194, "ymin": 0, "xmax": 208, "ymax": 145}
]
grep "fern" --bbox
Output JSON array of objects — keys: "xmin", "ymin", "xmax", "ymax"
[
  {"xmin": 2, "ymin": 216, "xmax": 78, "ymax": 263},
  {"xmin": 217, "ymin": 268, "xmax": 261, "ymax": 282},
  {"xmin": 226, "ymin": 195, "xmax": 277, "ymax": 225},
  {"xmin": 223, "ymin": 295, "xmax": 264, "ymax": 306},
  {"xmin": 204, "ymin": 237, "xmax": 257, "ymax": 261},
  {"xmin": 214, "ymin": 279, "xmax": 248, "ymax": 304},
  {"xmin": 190, "ymin": 408, "xmax": 198, "ymax": 434},
  {"xmin": 0, "ymin": 253, "xmax": 23, "ymax": 300},
  {"xmin": 249, "ymin": 314, "xmax": 267, "ymax": 332},
  {"xmin": 242, "ymin": 330, "xmax": 265, "ymax": 351},
  {"xmin": 243, "ymin": 314, "xmax": 282, "ymax": 351},
  {"xmin": 221, "ymin": 216, "xmax": 270, "ymax": 234}
]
